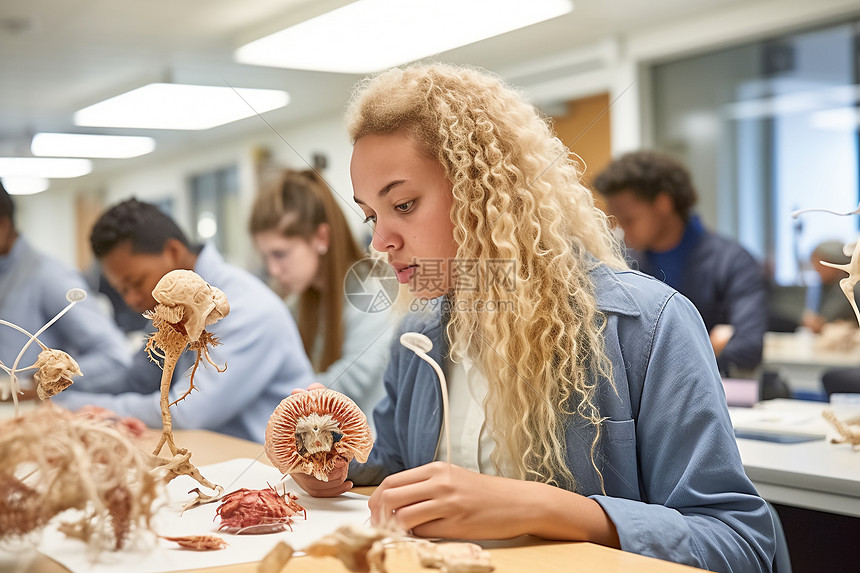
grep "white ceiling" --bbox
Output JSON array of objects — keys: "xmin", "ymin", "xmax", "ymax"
[{"xmin": 0, "ymin": 0, "xmax": 767, "ymax": 180}]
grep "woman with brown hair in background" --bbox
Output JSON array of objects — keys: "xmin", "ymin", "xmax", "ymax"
[{"xmin": 250, "ymin": 168, "xmax": 392, "ymax": 424}]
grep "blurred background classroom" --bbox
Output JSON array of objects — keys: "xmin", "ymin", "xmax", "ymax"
[
  {"xmin": 4, "ymin": 0, "xmax": 860, "ymax": 397},
  {"xmin": 2, "ymin": 2, "xmax": 860, "ymax": 570},
  {"xmin": 7, "ymin": 1, "xmax": 860, "ymax": 393},
  {"xmin": 2, "ymin": 0, "xmax": 857, "ymax": 298}
]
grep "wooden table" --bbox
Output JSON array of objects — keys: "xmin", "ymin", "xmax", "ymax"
[{"xmin": 7, "ymin": 429, "xmax": 706, "ymax": 573}]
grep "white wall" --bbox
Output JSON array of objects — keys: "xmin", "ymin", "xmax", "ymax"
[
  {"xmin": 260, "ymin": 115, "xmax": 364, "ymax": 240},
  {"xmin": 14, "ymin": 0, "xmax": 860, "ymax": 271},
  {"xmin": 16, "ymin": 186, "xmax": 78, "ymax": 266}
]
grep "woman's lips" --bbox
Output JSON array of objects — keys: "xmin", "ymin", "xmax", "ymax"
[{"xmin": 394, "ymin": 264, "xmax": 417, "ymax": 284}]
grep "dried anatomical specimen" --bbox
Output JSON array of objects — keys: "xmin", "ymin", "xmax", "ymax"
[
  {"xmin": 143, "ymin": 269, "xmax": 229, "ymax": 505},
  {"xmin": 823, "ymin": 409, "xmax": 860, "ymax": 449},
  {"xmin": 303, "ymin": 524, "xmax": 390, "ymax": 572},
  {"xmin": 814, "ymin": 322, "xmax": 860, "ymax": 352},
  {"xmin": 792, "ymin": 207, "xmax": 860, "ymax": 329},
  {"xmin": 414, "ymin": 539, "xmax": 495, "ymax": 573},
  {"xmin": 0, "ymin": 287, "xmax": 87, "ymax": 413},
  {"xmin": 400, "ymin": 332, "xmax": 451, "ymax": 462},
  {"xmin": 215, "ymin": 484, "xmax": 306, "ymax": 534},
  {"xmin": 0, "ymin": 402, "xmax": 160, "ymax": 553},
  {"xmin": 32, "ymin": 348, "xmax": 82, "ymax": 399},
  {"xmin": 300, "ymin": 524, "xmax": 495, "ymax": 573},
  {"xmin": 266, "ymin": 388, "xmax": 373, "ymax": 481},
  {"xmin": 0, "ymin": 290, "xmax": 162, "ymax": 554},
  {"xmin": 817, "ymin": 239, "xmax": 860, "ymax": 329},
  {"xmin": 258, "ymin": 540, "xmax": 295, "ymax": 573},
  {"xmin": 145, "ymin": 269, "xmax": 229, "ymax": 457},
  {"xmin": 160, "ymin": 534, "xmax": 228, "ymax": 550}
]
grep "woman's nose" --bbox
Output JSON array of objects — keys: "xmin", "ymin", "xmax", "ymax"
[{"xmin": 371, "ymin": 219, "xmax": 401, "ymax": 252}]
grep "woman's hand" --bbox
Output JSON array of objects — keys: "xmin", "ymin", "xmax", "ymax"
[
  {"xmin": 289, "ymin": 456, "xmax": 353, "ymax": 497},
  {"xmin": 368, "ymin": 462, "xmax": 532, "ymax": 539},
  {"xmin": 290, "ymin": 382, "xmax": 327, "ymax": 395},
  {"xmin": 368, "ymin": 462, "xmax": 619, "ymax": 546}
]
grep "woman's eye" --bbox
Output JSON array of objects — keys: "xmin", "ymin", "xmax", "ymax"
[
  {"xmin": 273, "ymin": 250, "xmax": 290, "ymax": 260},
  {"xmin": 394, "ymin": 200, "xmax": 414, "ymax": 213},
  {"xmin": 362, "ymin": 214, "xmax": 377, "ymax": 224}
]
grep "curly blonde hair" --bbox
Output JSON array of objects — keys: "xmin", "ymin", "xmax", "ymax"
[{"xmin": 346, "ymin": 63, "xmax": 627, "ymax": 490}]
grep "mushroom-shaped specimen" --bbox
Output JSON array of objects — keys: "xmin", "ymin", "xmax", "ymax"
[
  {"xmin": 266, "ymin": 389, "xmax": 373, "ymax": 481},
  {"xmin": 33, "ymin": 348, "xmax": 81, "ymax": 399},
  {"xmin": 151, "ymin": 270, "xmax": 230, "ymax": 343}
]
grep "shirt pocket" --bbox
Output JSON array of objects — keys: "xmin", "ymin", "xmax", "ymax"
[
  {"xmin": 603, "ymin": 418, "xmax": 635, "ymax": 442},
  {"xmin": 598, "ymin": 418, "xmax": 639, "ymax": 500}
]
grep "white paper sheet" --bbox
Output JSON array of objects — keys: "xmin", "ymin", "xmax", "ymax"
[
  {"xmin": 36, "ymin": 458, "xmax": 371, "ymax": 573},
  {"xmin": 729, "ymin": 401, "xmax": 830, "ymax": 438}
]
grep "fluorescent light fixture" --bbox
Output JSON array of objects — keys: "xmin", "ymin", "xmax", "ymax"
[
  {"xmin": 235, "ymin": 0, "xmax": 574, "ymax": 73},
  {"xmin": 725, "ymin": 85, "xmax": 860, "ymax": 121},
  {"xmin": 32, "ymin": 133, "xmax": 156, "ymax": 158},
  {"xmin": 1, "ymin": 177, "xmax": 50, "ymax": 195},
  {"xmin": 74, "ymin": 83, "xmax": 290, "ymax": 130},
  {"xmin": 725, "ymin": 93, "xmax": 823, "ymax": 121},
  {"xmin": 0, "ymin": 157, "xmax": 92, "ymax": 178},
  {"xmin": 810, "ymin": 107, "xmax": 860, "ymax": 131}
]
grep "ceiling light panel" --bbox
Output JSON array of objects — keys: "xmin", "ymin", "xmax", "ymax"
[
  {"xmin": 235, "ymin": 0, "xmax": 574, "ymax": 74},
  {"xmin": 0, "ymin": 157, "xmax": 92, "ymax": 179},
  {"xmin": 31, "ymin": 133, "xmax": 156, "ymax": 158},
  {"xmin": 74, "ymin": 83, "xmax": 290, "ymax": 130},
  {"xmin": 1, "ymin": 177, "xmax": 50, "ymax": 196}
]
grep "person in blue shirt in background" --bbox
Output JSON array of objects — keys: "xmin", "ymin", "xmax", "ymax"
[
  {"xmin": 0, "ymin": 181, "xmax": 130, "ymax": 398},
  {"xmin": 51, "ymin": 198, "xmax": 314, "ymax": 443},
  {"xmin": 288, "ymin": 63, "xmax": 775, "ymax": 572},
  {"xmin": 594, "ymin": 150, "xmax": 768, "ymax": 377}
]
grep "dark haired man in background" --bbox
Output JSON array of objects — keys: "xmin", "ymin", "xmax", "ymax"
[
  {"xmin": 594, "ymin": 151, "xmax": 767, "ymax": 377},
  {"xmin": 52, "ymin": 198, "xmax": 314, "ymax": 442}
]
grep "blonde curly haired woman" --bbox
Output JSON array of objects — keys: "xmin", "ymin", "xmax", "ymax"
[{"xmin": 290, "ymin": 64, "xmax": 775, "ymax": 572}]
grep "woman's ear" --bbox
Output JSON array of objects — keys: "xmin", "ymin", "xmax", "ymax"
[{"xmin": 314, "ymin": 223, "xmax": 331, "ymax": 255}]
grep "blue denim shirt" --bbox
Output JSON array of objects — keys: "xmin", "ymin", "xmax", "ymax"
[{"xmin": 350, "ymin": 263, "xmax": 775, "ymax": 572}]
